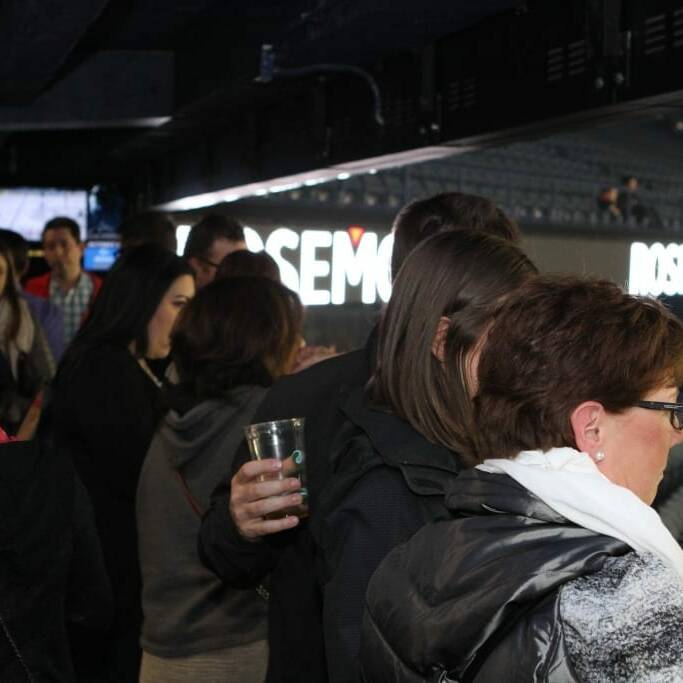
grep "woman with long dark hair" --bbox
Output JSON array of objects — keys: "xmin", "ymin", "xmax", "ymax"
[
  {"xmin": 137, "ymin": 276, "xmax": 303, "ymax": 683},
  {"xmin": 311, "ymin": 229, "xmax": 537, "ymax": 682},
  {"xmin": 51, "ymin": 244, "xmax": 195, "ymax": 682}
]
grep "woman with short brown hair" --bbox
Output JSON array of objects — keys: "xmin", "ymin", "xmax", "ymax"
[
  {"xmin": 137, "ymin": 276, "xmax": 303, "ymax": 683},
  {"xmin": 362, "ymin": 276, "xmax": 683, "ymax": 682},
  {"xmin": 216, "ymin": 249, "xmax": 281, "ymax": 282}
]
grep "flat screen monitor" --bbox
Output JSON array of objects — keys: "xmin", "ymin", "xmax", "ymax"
[
  {"xmin": 0, "ymin": 187, "xmax": 87, "ymax": 242},
  {"xmin": 83, "ymin": 240, "xmax": 120, "ymax": 271}
]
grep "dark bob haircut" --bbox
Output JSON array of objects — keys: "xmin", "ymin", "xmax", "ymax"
[
  {"xmin": 372, "ymin": 229, "xmax": 537, "ymax": 461},
  {"xmin": 58, "ymin": 244, "xmax": 194, "ymax": 377},
  {"xmin": 171, "ymin": 276, "xmax": 303, "ymax": 399},
  {"xmin": 216, "ymin": 249, "xmax": 280, "ymax": 282},
  {"xmin": 472, "ymin": 276, "xmax": 683, "ymax": 461},
  {"xmin": 390, "ymin": 192, "xmax": 520, "ymax": 281}
]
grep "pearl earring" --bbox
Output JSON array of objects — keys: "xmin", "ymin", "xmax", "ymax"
[{"xmin": 595, "ymin": 451, "xmax": 605, "ymax": 462}]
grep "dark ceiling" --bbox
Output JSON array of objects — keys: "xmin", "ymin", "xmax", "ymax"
[
  {"xmin": 2, "ymin": 0, "xmax": 683, "ymax": 211},
  {"xmin": 0, "ymin": 1, "xmax": 517, "ymax": 189}
]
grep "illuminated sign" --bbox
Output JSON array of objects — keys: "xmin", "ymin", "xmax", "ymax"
[
  {"xmin": 629, "ymin": 242, "xmax": 683, "ymax": 296},
  {"xmin": 243, "ymin": 226, "xmax": 393, "ymax": 305},
  {"xmin": 175, "ymin": 223, "xmax": 393, "ymax": 305}
]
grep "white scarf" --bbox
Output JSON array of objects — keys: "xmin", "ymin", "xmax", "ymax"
[{"xmin": 477, "ymin": 447, "xmax": 683, "ymax": 583}]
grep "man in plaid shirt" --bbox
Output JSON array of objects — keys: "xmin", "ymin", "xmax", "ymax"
[{"xmin": 25, "ymin": 217, "xmax": 101, "ymax": 348}]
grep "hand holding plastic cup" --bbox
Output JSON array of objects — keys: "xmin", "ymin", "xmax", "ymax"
[{"xmin": 243, "ymin": 417, "xmax": 308, "ymax": 518}]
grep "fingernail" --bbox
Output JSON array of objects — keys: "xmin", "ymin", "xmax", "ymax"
[
  {"xmin": 271, "ymin": 460, "xmax": 282, "ymax": 470},
  {"xmin": 289, "ymin": 479, "xmax": 300, "ymax": 489}
]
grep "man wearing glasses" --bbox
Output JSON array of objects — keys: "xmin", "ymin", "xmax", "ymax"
[{"xmin": 184, "ymin": 214, "xmax": 246, "ymax": 289}]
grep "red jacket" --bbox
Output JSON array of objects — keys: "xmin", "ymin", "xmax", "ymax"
[{"xmin": 25, "ymin": 271, "xmax": 102, "ymax": 301}]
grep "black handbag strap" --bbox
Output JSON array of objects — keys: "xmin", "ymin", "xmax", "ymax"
[{"xmin": 175, "ymin": 469, "xmax": 270, "ymax": 602}]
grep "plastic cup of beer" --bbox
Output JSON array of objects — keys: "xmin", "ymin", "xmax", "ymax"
[{"xmin": 243, "ymin": 417, "xmax": 307, "ymax": 518}]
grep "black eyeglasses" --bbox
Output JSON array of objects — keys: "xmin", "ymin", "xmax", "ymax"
[{"xmin": 634, "ymin": 401, "xmax": 683, "ymax": 430}]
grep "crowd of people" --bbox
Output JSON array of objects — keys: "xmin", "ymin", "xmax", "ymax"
[{"xmin": 0, "ymin": 192, "xmax": 682, "ymax": 683}]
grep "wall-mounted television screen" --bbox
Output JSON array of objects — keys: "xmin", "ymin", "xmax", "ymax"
[
  {"xmin": 83, "ymin": 239, "xmax": 120, "ymax": 271},
  {"xmin": 0, "ymin": 187, "xmax": 87, "ymax": 242}
]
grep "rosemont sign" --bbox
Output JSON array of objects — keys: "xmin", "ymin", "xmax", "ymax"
[
  {"xmin": 629, "ymin": 242, "xmax": 683, "ymax": 296},
  {"xmin": 243, "ymin": 226, "xmax": 394, "ymax": 305}
]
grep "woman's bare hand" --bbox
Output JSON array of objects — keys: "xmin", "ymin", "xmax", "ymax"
[{"xmin": 229, "ymin": 459, "xmax": 303, "ymax": 540}]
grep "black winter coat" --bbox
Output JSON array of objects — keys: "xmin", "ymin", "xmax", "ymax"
[
  {"xmin": 361, "ymin": 469, "xmax": 630, "ymax": 683},
  {"xmin": 0, "ymin": 437, "xmax": 112, "ymax": 682},
  {"xmin": 51, "ymin": 345, "xmax": 165, "ymax": 680},
  {"xmin": 311, "ymin": 386, "xmax": 462, "ymax": 683},
  {"xmin": 199, "ymin": 335, "xmax": 462, "ymax": 683},
  {"xmin": 199, "ymin": 345, "xmax": 373, "ymax": 683}
]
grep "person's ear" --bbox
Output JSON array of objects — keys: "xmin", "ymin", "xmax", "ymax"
[
  {"xmin": 431, "ymin": 316, "xmax": 450, "ymax": 361},
  {"xmin": 186, "ymin": 256, "xmax": 200, "ymax": 275},
  {"xmin": 570, "ymin": 401, "xmax": 605, "ymax": 455}
]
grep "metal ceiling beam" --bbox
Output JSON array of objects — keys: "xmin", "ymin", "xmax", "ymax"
[{"xmin": 0, "ymin": 51, "xmax": 174, "ymax": 131}]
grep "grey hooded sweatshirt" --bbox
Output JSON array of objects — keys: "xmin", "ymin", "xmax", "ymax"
[{"xmin": 136, "ymin": 385, "xmax": 268, "ymax": 658}]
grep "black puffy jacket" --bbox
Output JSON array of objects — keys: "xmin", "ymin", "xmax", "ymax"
[
  {"xmin": 312, "ymin": 386, "xmax": 463, "ymax": 683},
  {"xmin": 360, "ymin": 469, "xmax": 630, "ymax": 683}
]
